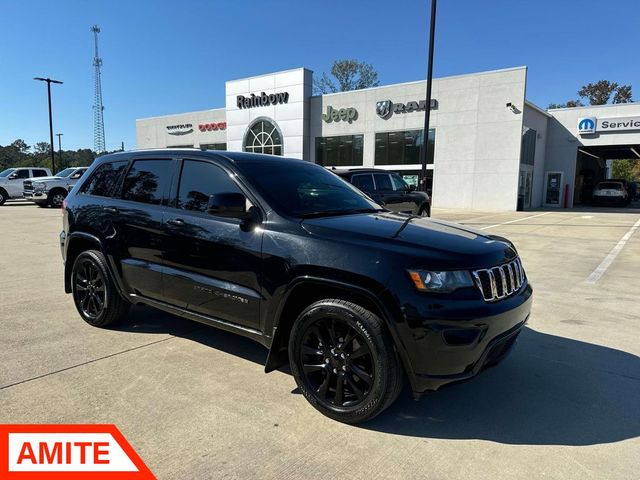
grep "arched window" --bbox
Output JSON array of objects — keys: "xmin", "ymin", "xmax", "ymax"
[{"xmin": 243, "ymin": 118, "xmax": 283, "ymax": 155}]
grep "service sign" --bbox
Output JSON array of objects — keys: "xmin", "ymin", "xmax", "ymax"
[
  {"xmin": 578, "ymin": 115, "xmax": 640, "ymax": 135},
  {"xmin": 0, "ymin": 424, "xmax": 155, "ymax": 479}
]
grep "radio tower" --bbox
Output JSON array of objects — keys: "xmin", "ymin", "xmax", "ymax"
[{"xmin": 91, "ymin": 25, "xmax": 106, "ymax": 153}]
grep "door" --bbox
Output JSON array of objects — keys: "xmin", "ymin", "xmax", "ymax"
[
  {"xmin": 5, "ymin": 168, "xmax": 30, "ymax": 197},
  {"xmin": 544, "ymin": 171, "xmax": 563, "ymax": 207},
  {"xmin": 162, "ymin": 158, "xmax": 263, "ymax": 329},
  {"xmin": 518, "ymin": 170, "xmax": 533, "ymax": 209},
  {"xmin": 389, "ymin": 173, "xmax": 418, "ymax": 213},
  {"xmin": 373, "ymin": 173, "xmax": 402, "ymax": 212},
  {"xmin": 112, "ymin": 157, "xmax": 175, "ymax": 300}
]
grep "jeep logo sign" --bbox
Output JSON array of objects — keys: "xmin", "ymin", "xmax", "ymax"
[
  {"xmin": 322, "ymin": 106, "xmax": 358, "ymax": 123},
  {"xmin": 577, "ymin": 117, "xmax": 596, "ymax": 135}
]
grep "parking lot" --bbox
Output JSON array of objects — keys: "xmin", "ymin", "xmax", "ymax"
[{"xmin": 1, "ymin": 201, "xmax": 638, "ymax": 479}]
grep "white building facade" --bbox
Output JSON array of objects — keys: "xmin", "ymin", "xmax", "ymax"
[{"xmin": 136, "ymin": 66, "xmax": 640, "ymax": 210}]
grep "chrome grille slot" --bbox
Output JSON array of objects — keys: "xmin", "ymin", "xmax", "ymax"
[
  {"xmin": 473, "ymin": 257, "xmax": 526, "ymax": 302},
  {"xmin": 23, "ymin": 180, "xmax": 34, "ymax": 192}
]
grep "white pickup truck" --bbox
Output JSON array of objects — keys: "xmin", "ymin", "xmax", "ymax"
[
  {"xmin": 0, "ymin": 167, "xmax": 52, "ymax": 205},
  {"xmin": 23, "ymin": 167, "xmax": 89, "ymax": 207}
]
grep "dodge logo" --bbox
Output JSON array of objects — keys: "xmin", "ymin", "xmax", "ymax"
[{"xmin": 376, "ymin": 100, "xmax": 392, "ymax": 119}]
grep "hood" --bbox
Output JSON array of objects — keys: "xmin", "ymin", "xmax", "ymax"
[
  {"xmin": 301, "ymin": 212, "xmax": 516, "ymax": 269},
  {"xmin": 27, "ymin": 176, "xmax": 62, "ymax": 183}
]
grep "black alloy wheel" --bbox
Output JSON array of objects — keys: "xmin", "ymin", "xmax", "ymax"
[
  {"xmin": 71, "ymin": 250, "xmax": 129, "ymax": 327},
  {"xmin": 289, "ymin": 299, "xmax": 403, "ymax": 424},
  {"xmin": 74, "ymin": 257, "xmax": 107, "ymax": 319},
  {"xmin": 300, "ymin": 317, "xmax": 375, "ymax": 408}
]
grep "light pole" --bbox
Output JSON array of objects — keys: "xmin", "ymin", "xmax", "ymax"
[
  {"xmin": 34, "ymin": 77, "xmax": 63, "ymax": 173},
  {"xmin": 419, "ymin": 0, "xmax": 437, "ymax": 193},
  {"xmin": 56, "ymin": 133, "xmax": 63, "ymax": 153}
]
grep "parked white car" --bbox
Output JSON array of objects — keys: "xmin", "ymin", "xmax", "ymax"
[
  {"xmin": 23, "ymin": 167, "xmax": 88, "ymax": 207},
  {"xmin": 592, "ymin": 181, "xmax": 629, "ymax": 207},
  {"xmin": 0, "ymin": 167, "xmax": 52, "ymax": 205}
]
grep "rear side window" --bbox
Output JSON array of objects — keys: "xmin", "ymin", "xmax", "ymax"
[
  {"xmin": 351, "ymin": 174, "xmax": 374, "ymax": 193},
  {"xmin": 122, "ymin": 159, "xmax": 172, "ymax": 205},
  {"xmin": 81, "ymin": 161, "xmax": 128, "ymax": 197},
  {"xmin": 373, "ymin": 173, "xmax": 392, "ymax": 191},
  {"xmin": 32, "ymin": 169, "xmax": 49, "ymax": 177},
  {"xmin": 177, "ymin": 160, "xmax": 241, "ymax": 213}
]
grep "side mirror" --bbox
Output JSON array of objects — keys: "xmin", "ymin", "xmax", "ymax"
[
  {"xmin": 8, "ymin": 173, "xmax": 17, "ymax": 180},
  {"xmin": 207, "ymin": 193, "xmax": 247, "ymax": 218}
]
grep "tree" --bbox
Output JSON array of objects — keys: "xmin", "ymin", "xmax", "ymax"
[
  {"xmin": 548, "ymin": 99, "xmax": 583, "ymax": 109},
  {"xmin": 612, "ymin": 159, "xmax": 640, "ymax": 182},
  {"xmin": 550, "ymin": 80, "xmax": 633, "ymax": 108},
  {"xmin": 313, "ymin": 59, "xmax": 380, "ymax": 94}
]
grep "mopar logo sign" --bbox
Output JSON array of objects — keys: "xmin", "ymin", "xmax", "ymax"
[{"xmin": 577, "ymin": 117, "xmax": 596, "ymax": 135}]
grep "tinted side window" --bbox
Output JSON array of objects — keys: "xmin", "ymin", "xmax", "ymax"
[
  {"xmin": 81, "ymin": 161, "xmax": 128, "ymax": 197},
  {"xmin": 32, "ymin": 169, "xmax": 49, "ymax": 177},
  {"xmin": 390, "ymin": 174, "xmax": 407, "ymax": 191},
  {"xmin": 122, "ymin": 159, "xmax": 172, "ymax": 205},
  {"xmin": 351, "ymin": 174, "xmax": 374, "ymax": 193},
  {"xmin": 177, "ymin": 160, "xmax": 241, "ymax": 213},
  {"xmin": 15, "ymin": 169, "xmax": 30, "ymax": 179},
  {"xmin": 373, "ymin": 173, "xmax": 392, "ymax": 191}
]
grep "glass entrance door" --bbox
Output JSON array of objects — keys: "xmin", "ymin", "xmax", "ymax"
[{"xmin": 544, "ymin": 171, "xmax": 563, "ymax": 206}]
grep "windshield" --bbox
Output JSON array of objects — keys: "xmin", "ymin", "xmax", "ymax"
[
  {"xmin": 598, "ymin": 182, "xmax": 623, "ymax": 190},
  {"xmin": 236, "ymin": 160, "xmax": 383, "ymax": 218},
  {"xmin": 55, "ymin": 168, "xmax": 75, "ymax": 177},
  {"xmin": 0, "ymin": 168, "xmax": 15, "ymax": 178}
]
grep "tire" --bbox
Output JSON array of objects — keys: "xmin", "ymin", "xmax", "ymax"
[
  {"xmin": 71, "ymin": 250, "xmax": 129, "ymax": 328},
  {"xmin": 0, "ymin": 189, "xmax": 7, "ymax": 206},
  {"xmin": 48, "ymin": 189, "xmax": 67, "ymax": 208},
  {"xmin": 288, "ymin": 299, "xmax": 403, "ymax": 424},
  {"xmin": 418, "ymin": 203, "xmax": 431, "ymax": 217}
]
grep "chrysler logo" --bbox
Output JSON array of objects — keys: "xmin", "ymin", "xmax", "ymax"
[
  {"xmin": 376, "ymin": 100, "xmax": 392, "ymax": 119},
  {"xmin": 166, "ymin": 123, "xmax": 193, "ymax": 135}
]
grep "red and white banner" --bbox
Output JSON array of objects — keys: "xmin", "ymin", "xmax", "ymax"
[{"xmin": 0, "ymin": 425, "xmax": 155, "ymax": 479}]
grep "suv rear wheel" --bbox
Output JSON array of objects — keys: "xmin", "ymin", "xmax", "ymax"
[
  {"xmin": 288, "ymin": 299, "xmax": 403, "ymax": 424},
  {"xmin": 71, "ymin": 250, "xmax": 129, "ymax": 328},
  {"xmin": 0, "ymin": 189, "xmax": 7, "ymax": 206}
]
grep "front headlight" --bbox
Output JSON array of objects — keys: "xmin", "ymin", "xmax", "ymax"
[
  {"xmin": 34, "ymin": 182, "xmax": 46, "ymax": 191},
  {"xmin": 407, "ymin": 269, "xmax": 474, "ymax": 293}
]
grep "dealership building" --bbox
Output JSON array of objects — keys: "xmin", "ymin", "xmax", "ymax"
[{"xmin": 136, "ymin": 66, "xmax": 640, "ymax": 210}]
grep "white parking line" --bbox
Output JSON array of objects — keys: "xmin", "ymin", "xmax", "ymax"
[
  {"xmin": 585, "ymin": 217, "xmax": 640, "ymax": 283},
  {"xmin": 479, "ymin": 212, "xmax": 553, "ymax": 230}
]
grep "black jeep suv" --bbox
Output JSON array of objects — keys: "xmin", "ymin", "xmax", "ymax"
[
  {"xmin": 60, "ymin": 150, "xmax": 532, "ymax": 423},
  {"xmin": 333, "ymin": 168, "xmax": 431, "ymax": 217}
]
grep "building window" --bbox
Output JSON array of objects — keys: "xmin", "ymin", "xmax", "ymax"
[
  {"xmin": 167, "ymin": 144, "xmax": 193, "ymax": 148},
  {"xmin": 200, "ymin": 143, "xmax": 227, "ymax": 151},
  {"xmin": 374, "ymin": 129, "xmax": 435, "ymax": 166},
  {"xmin": 244, "ymin": 118, "xmax": 282, "ymax": 155},
  {"xmin": 520, "ymin": 127, "xmax": 536, "ymax": 166},
  {"xmin": 315, "ymin": 135, "xmax": 364, "ymax": 167}
]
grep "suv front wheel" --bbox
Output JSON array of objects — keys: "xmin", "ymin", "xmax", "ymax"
[
  {"xmin": 288, "ymin": 299, "xmax": 403, "ymax": 424},
  {"xmin": 71, "ymin": 250, "xmax": 130, "ymax": 327}
]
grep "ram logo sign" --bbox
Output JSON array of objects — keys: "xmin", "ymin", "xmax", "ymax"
[{"xmin": 577, "ymin": 117, "xmax": 596, "ymax": 135}]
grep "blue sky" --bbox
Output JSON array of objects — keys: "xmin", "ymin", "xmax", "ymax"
[{"xmin": 1, "ymin": 0, "xmax": 637, "ymax": 151}]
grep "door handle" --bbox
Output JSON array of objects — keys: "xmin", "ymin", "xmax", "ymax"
[
  {"xmin": 167, "ymin": 218, "xmax": 185, "ymax": 227},
  {"xmin": 103, "ymin": 206, "xmax": 118, "ymax": 214}
]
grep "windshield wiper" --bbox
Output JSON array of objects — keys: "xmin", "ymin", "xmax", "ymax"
[{"xmin": 299, "ymin": 208, "xmax": 384, "ymax": 219}]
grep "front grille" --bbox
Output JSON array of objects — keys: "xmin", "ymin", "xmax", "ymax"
[
  {"xmin": 23, "ymin": 180, "xmax": 33, "ymax": 192},
  {"xmin": 473, "ymin": 257, "xmax": 525, "ymax": 302}
]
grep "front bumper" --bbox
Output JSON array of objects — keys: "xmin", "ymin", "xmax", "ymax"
[
  {"xmin": 397, "ymin": 284, "xmax": 532, "ymax": 396},
  {"xmin": 23, "ymin": 191, "xmax": 48, "ymax": 202}
]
